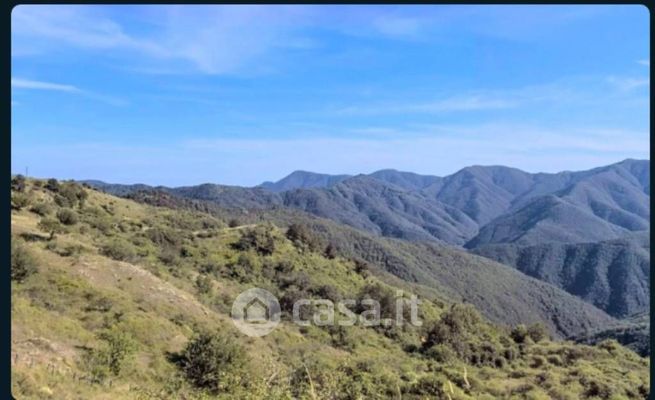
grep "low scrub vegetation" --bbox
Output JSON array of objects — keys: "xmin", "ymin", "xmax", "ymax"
[{"xmin": 10, "ymin": 178, "xmax": 650, "ymax": 399}]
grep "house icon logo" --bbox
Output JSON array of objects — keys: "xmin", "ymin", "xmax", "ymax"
[{"xmin": 231, "ymin": 288, "xmax": 281, "ymax": 337}]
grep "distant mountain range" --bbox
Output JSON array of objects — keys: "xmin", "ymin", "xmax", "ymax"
[
  {"xmin": 472, "ymin": 231, "xmax": 650, "ymax": 318},
  {"xmin": 81, "ymin": 158, "xmax": 650, "ymax": 319}
]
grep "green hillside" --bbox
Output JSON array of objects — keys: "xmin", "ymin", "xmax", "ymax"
[{"xmin": 11, "ymin": 178, "xmax": 650, "ymax": 399}]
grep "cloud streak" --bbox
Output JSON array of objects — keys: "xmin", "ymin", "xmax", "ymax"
[
  {"xmin": 12, "ymin": 77, "xmax": 127, "ymax": 106},
  {"xmin": 607, "ymin": 76, "xmax": 650, "ymax": 91},
  {"xmin": 11, "ymin": 78, "xmax": 81, "ymax": 92},
  {"xmin": 334, "ymin": 94, "xmax": 518, "ymax": 116},
  {"xmin": 12, "ymin": 5, "xmax": 313, "ymax": 75}
]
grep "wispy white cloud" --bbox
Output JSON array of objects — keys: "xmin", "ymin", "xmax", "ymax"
[
  {"xmin": 607, "ymin": 76, "xmax": 649, "ymax": 91},
  {"xmin": 335, "ymin": 94, "xmax": 517, "ymax": 116},
  {"xmin": 12, "ymin": 5, "xmax": 314, "ymax": 75},
  {"xmin": 332, "ymin": 74, "xmax": 649, "ymax": 117},
  {"xmin": 12, "ymin": 77, "xmax": 127, "ymax": 106},
  {"xmin": 638, "ymin": 59, "xmax": 649, "ymax": 66},
  {"xmin": 11, "ymin": 77, "xmax": 81, "ymax": 92}
]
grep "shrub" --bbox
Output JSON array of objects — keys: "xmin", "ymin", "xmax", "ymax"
[
  {"xmin": 510, "ymin": 324, "xmax": 529, "ymax": 344},
  {"xmin": 286, "ymin": 223, "xmax": 323, "ymax": 251},
  {"xmin": 146, "ymin": 227, "xmax": 182, "ymax": 248},
  {"xmin": 11, "ymin": 174, "xmax": 26, "ymax": 192},
  {"xmin": 56, "ymin": 208, "xmax": 79, "ymax": 225},
  {"xmin": 159, "ymin": 248, "xmax": 180, "ymax": 266},
  {"xmin": 233, "ymin": 226, "xmax": 276, "ymax": 256},
  {"xmin": 228, "ymin": 218, "xmax": 240, "ymax": 228},
  {"xmin": 38, "ymin": 217, "xmax": 65, "ymax": 240},
  {"xmin": 425, "ymin": 344, "xmax": 457, "ymax": 363},
  {"xmin": 179, "ymin": 330, "xmax": 247, "ymax": 393},
  {"xmin": 326, "ymin": 325, "xmax": 357, "ymax": 351},
  {"xmin": 228, "ymin": 253, "xmax": 259, "ymax": 282},
  {"xmin": 422, "ymin": 304, "xmax": 482, "ymax": 361},
  {"xmin": 546, "ymin": 355, "xmax": 563, "ymax": 366},
  {"xmin": 311, "ymin": 284, "xmax": 342, "ymax": 302},
  {"xmin": 410, "ymin": 375, "xmax": 446, "ymax": 396},
  {"xmin": 353, "ymin": 258, "xmax": 371, "ymax": 277},
  {"xmin": 11, "ymin": 193, "xmax": 31, "ymax": 210},
  {"xmin": 45, "ymin": 178, "xmax": 60, "ymax": 192},
  {"xmin": 527, "ymin": 323, "xmax": 549, "ymax": 343},
  {"xmin": 195, "ymin": 275, "xmax": 214, "ymax": 296},
  {"xmin": 357, "ymin": 283, "xmax": 397, "ymax": 319},
  {"xmin": 581, "ymin": 378, "xmax": 614, "ymax": 399},
  {"xmin": 324, "ymin": 243, "xmax": 338, "ymax": 259},
  {"xmin": 86, "ymin": 328, "xmax": 137, "ymax": 381},
  {"xmin": 101, "ymin": 239, "xmax": 137, "ymax": 262},
  {"xmin": 29, "ymin": 202, "xmax": 52, "ymax": 216},
  {"xmin": 597, "ymin": 339, "xmax": 620, "ymax": 353},
  {"xmin": 530, "ymin": 355, "xmax": 546, "ymax": 368},
  {"xmin": 56, "ymin": 182, "xmax": 88, "ymax": 208},
  {"xmin": 11, "ymin": 241, "xmax": 37, "ymax": 282}
]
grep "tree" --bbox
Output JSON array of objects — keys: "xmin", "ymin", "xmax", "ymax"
[
  {"xmin": 179, "ymin": 331, "xmax": 247, "ymax": 393},
  {"xmin": 11, "ymin": 241, "xmax": 37, "ymax": 282},
  {"xmin": 38, "ymin": 217, "xmax": 65, "ymax": 240}
]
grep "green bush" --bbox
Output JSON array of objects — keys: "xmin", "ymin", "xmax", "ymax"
[
  {"xmin": 326, "ymin": 325, "xmax": 357, "ymax": 351},
  {"xmin": 45, "ymin": 178, "xmax": 60, "ymax": 192},
  {"xmin": 410, "ymin": 375, "xmax": 446, "ymax": 396},
  {"xmin": 195, "ymin": 274, "xmax": 214, "ymax": 296},
  {"xmin": 527, "ymin": 323, "xmax": 549, "ymax": 343},
  {"xmin": 29, "ymin": 202, "xmax": 53, "ymax": 216},
  {"xmin": 86, "ymin": 328, "xmax": 137, "ymax": 381},
  {"xmin": 422, "ymin": 304, "xmax": 483, "ymax": 361},
  {"xmin": 286, "ymin": 223, "xmax": 324, "ymax": 252},
  {"xmin": 530, "ymin": 355, "xmax": 546, "ymax": 368},
  {"xmin": 57, "ymin": 208, "xmax": 79, "ymax": 225},
  {"xmin": 426, "ymin": 344, "xmax": 457, "ymax": 363},
  {"xmin": 37, "ymin": 217, "xmax": 65, "ymax": 240},
  {"xmin": 57, "ymin": 182, "xmax": 88, "ymax": 208},
  {"xmin": 179, "ymin": 330, "xmax": 247, "ymax": 393},
  {"xmin": 233, "ymin": 226, "xmax": 276, "ymax": 256},
  {"xmin": 101, "ymin": 239, "xmax": 137, "ymax": 262},
  {"xmin": 510, "ymin": 324, "xmax": 529, "ymax": 344},
  {"xmin": 11, "ymin": 193, "xmax": 31, "ymax": 211},
  {"xmin": 11, "ymin": 240, "xmax": 37, "ymax": 282},
  {"xmin": 353, "ymin": 258, "xmax": 371, "ymax": 277},
  {"xmin": 146, "ymin": 226, "xmax": 182, "ymax": 248}
]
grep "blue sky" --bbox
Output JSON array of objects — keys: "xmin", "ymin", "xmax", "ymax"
[{"xmin": 11, "ymin": 5, "xmax": 649, "ymax": 186}]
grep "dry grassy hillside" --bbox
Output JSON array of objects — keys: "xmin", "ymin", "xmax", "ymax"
[{"xmin": 10, "ymin": 178, "xmax": 650, "ymax": 399}]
